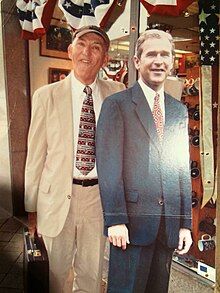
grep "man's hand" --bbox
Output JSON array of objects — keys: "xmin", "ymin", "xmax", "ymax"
[
  {"xmin": 28, "ymin": 212, "xmax": 37, "ymax": 237},
  {"xmin": 108, "ymin": 224, "xmax": 130, "ymax": 250},
  {"xmin": 177, "ymin": 228, "xmax": 192, "ymax": 255}
]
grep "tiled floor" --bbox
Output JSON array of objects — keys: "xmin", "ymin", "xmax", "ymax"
[
  {"xmin": 0, "ymin": 208, "xmax": 215, "ymax": 293},
  {"xmin": 0, "ymin": 214, "xmax": 24, "ymax": 293}
]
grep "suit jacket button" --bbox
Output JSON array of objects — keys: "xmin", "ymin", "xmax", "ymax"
[
  {"xmin": 158, "ymin": 199, "xmax": 164, "ymax": 206},
  {"xmin": 67, "ymin": 195, "xmax": 71, "ymax": 199}
]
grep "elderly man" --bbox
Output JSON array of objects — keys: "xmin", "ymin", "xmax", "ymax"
[
  {"xmin": 96, "ymin": 29, "xmax": 192, "ymax": 293},
  {"xmin": 25, "ymin": 25, "xmax": 125, "ymax": 293}
]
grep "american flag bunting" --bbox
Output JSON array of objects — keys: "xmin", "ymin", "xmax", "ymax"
[
  {"xmin": 140, "ymin": 0, "xmax": 195, "ymax": 17},
  {"xmin": 58, "ymin": 0, "xmax": 120, "ymax": 30},
  {"xmin": 16, "ymin": 0, "xmax": 57, "ymax": 40},
  {"xmin": 198, "ymin": 0, "xmax": 219, "ymax": 207}
]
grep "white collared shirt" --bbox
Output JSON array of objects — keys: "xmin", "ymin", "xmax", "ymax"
[
  {"xmin": 71, "ymin": 71, "xmax": 102, "ymax": 179},
  {"xmin": 138, "ymin": 78, "xmax": 165, "ymax": 124}
]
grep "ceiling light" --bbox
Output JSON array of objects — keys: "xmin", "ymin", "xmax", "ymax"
[
  {"xmin": 173, "ymin": 37, "xmax": 193, "ymax": 42},
  {"xmin": 175, "ymin": 49, "xmax": 193, "ymax": 54},
  {"xmin": 119, "ymin": 41, "xmax": 129, "ymax": 46}
]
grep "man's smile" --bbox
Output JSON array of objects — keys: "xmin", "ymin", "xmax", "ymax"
[{"xmin": 151, "ymin": 68, "xmax": 165, "ymax": 72}]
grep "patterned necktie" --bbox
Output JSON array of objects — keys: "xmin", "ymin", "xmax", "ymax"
[
  {"xmin": 76, "ymin": 86, "xmax": 96, "ymax": 175},
  {"xmin": 152, "ymin": 93, "xmax": 164, "ymax": 141}
]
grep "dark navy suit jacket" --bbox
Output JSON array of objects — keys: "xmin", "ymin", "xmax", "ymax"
[{"xmin": 96, "ymin": 82, "xmax": 192, "ymax": 248}]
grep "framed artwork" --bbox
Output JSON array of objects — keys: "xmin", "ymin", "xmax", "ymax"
[
  {"xmin": 185, "ymin": 54, "xmax": 199, "ymax": 69},
  {"xmin": 48, "ymin": 67, "xmax": 71, "ymax": 83},
  {"xmin": 40, "ymin": 19, "xmax": 72, "ymax": 59}
]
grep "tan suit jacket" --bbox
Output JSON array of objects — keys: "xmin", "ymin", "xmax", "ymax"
[{"xmin": 25, "ymin": 74, "xmax": 125, "ymax": 237}]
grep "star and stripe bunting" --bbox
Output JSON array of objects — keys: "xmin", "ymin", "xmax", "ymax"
[
  {"xmin": 199, "ymin": 0, "xmax": 219, "ymax": 66},
  {"xmin": 58, "ymin": 0, "xmax": 127, "ymax": 30},
  {"xmin": 16, "ymin": 0, "xmax": 57, "ymax": 40},
  {"xmin": 16, "ymin": 0, "xmax": 126, "ymax": 39},
  {"xmin": 17, "ymin": 0, "xmax": 197, "ymax": 40},
  {"xmin": 58, "ymin": 0, "xmax": 100, "ymax": 29},
  {"xmin": 140, "ymin": 0, "xmax": 195, "ymax": 17},
  {"xmin": 198, "ymin": 0, "xmax": 219, "ymax": 207}
]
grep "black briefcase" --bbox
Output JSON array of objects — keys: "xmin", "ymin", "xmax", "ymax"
[{"xmin": 23, "ymin": 227, "xmax": 49, "ymax": 293}]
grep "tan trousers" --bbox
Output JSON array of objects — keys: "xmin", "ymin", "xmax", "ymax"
[{"xmin": 43, "ymin": 184, "xmax": 106, "ymax": 293}]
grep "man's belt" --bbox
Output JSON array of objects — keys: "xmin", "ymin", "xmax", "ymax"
[{"xmin": 72, "ymin": 178, "xmax": 98, "ymax": 187}]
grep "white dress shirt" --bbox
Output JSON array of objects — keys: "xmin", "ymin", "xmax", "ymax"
[
  {"xmin": 71, "ymin": 72, "xmax": 102, "ymax": 179},
  {"xmin": 138, "ymin": 78, "xmax": 165, "ymax": 124}
]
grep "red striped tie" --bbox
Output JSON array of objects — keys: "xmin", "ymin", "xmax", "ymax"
[{"xmin": 152, "ymin": 93, "xmax": 164, "ymax": 141}]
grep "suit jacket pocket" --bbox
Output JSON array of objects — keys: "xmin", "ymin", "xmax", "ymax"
[
  {"xmin": 125, "ymin": 190, "xmax": 139, "ymax": 203},
  {"xmin": 39, "ymin": 178, "xmax": 51, "ymax": 194}
]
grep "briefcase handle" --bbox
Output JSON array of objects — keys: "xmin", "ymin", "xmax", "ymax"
[{"xmin": 24, "ymin": 228, "xmax": 42, "ymax": 257}]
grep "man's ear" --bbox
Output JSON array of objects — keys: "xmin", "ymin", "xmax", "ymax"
[
  {"xmin": 133, "ymin": 56, "xmax": 140, "ymax": 70},
  {"xmin": 169, "ymin": 55, "xmax": 175, "ymax": 73},
  {"xmin": 67, "ymin": 44, "xmax": 73, "ymax": 60},
  {"xmin": 102, "ymin": 54, "xmax": 109, "ymax": 68}
]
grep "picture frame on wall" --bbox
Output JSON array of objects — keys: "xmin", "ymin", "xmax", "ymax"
[
  {"xmin": 48, "ymin": 67, "xmax": 71, "ymax": 83},
  {"xmin": 185, "ymin": 54, "xmax": 199, "ymax": 69},
  {"xmin": 40, "ymin": 19, "xmax": 72, "ymax": 59}
]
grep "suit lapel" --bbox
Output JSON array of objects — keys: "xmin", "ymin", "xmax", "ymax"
[
  {"xmin": 132, "ymin": 82, "xmax": 160, "ymax": 152},
  {"xmin": 163, "ymin": 93, "xmax": 174, "ymax": 139},
  {"xmin": 97, "ymin": 79, "xmax": 112, "ymax": 102},
  {"xmin": 53, "ymin": 74, "xmax": 74, "ymax": 154},
  {"xmin": 97, "ymin": 79, "xmax": 106, "ymax": 101}
]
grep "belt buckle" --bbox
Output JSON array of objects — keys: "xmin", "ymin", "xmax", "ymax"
[{"xmin": 82, "ymin": 180, "xmax": 87, "ymax": 187}]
